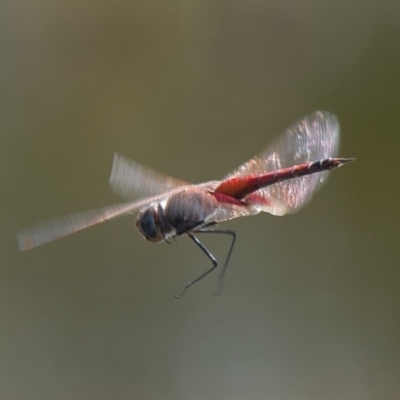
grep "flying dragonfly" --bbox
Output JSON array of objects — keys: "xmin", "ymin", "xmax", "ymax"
[{"xmin": 17, "ymin": 111, "xmax": 355, "ymax": 298}]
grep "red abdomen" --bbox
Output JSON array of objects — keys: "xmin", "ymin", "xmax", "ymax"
[{"xmin": 215, "ymin": 158, "xmax": 354, "ymax": 199}]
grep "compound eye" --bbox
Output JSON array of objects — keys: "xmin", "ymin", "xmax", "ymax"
[{"xmin": 139, "ymin": 209, "xmax": 157, "ymax": 239}]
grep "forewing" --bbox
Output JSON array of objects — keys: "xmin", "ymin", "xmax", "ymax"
[
  {"xmin": 16, "ymin": 189, "xmax": 184, "ymax": 251},
  {"xmin": 225, "ymin": 111, "xmax": 340, "ymax": 215},
  {"xmin": 109, "ymin": 153, "xmax": 189, "ymax": 200}
]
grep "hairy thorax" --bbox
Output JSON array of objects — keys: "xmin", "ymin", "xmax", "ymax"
[{"xmin": 164, "ymin": 189, "xmax": 216, "ymax": 234}]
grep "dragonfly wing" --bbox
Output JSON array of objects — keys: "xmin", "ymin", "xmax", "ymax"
[
  {"xmin": 225, "ymin": 111, "xmax": 340, "ymax": 215},
  {"xmin": 16, "ymin": 187, "xmax": 188, "ymax": 251},
  {"xmin": 16, "ymin": 200, "xmax": 149, "ymax": 251},
  {"xmin": 109, "ymin": 153, "xmax": 189, "ymax": 200},
  {"xmin": 204, "ymin": 198, "xmax": 260, "ymax": 226}
]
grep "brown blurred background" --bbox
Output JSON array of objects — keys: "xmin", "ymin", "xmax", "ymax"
[{"xmin": 2, "ymin": 1, "xmax": 400, "ymax": 399}]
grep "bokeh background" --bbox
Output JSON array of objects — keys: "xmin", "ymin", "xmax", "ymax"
[{"xmin": 2, "ymin": 1, "xmax": 400, "ymax": 399}]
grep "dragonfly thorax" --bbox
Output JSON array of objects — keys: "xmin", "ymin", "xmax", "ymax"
[{"xmin": 136, "ymin": 189, "xmax": 217, "ymax": 243}]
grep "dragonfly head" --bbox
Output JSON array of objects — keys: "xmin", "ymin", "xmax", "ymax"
[{"xmin": 136, "ymin": 207, "xmax": 164, "ymax": 243}]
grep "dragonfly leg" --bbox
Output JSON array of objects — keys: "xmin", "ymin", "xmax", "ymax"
[
  {"xmin": 196, "ymin": 229, "xmax": 236, "ymax": 296},
  {"xmin": 173, "ymin": 228, "xmax": 236, "ymax": 298},
  {"xmin": 174, "ymin": 234, "xmax": 218, "ymax": 299}
]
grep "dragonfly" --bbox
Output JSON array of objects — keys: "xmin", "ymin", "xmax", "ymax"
[{"xmin": 17, "ymin": 111, "xmax": 354, "ymax": 298}]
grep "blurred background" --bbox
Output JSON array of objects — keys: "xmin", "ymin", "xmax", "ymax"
[{"xmin": 1, "ymin": 0, "xmax": 400, "ymax": 399}]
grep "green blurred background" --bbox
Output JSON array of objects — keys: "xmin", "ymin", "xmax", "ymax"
[{"xmin": 2, "ymin": 1, "xmax": 400, "ymax": 399}]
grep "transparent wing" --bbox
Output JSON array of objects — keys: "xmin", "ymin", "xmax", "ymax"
[
  {"xmin": 16, "ymin": 187, "xmax": 188, "ymax": 251},
  {"xmin": 109, "ymin": 153, "xmax": 189, "ymax": 200},
  {"xmin": 225, "ymin": 111, "xmax": 340, "ymax": 215},
  {"xmin": 205, "ymin": 204, "xmax": 260, "ymax": 225},
  {"xmin": 200, "ymin": 191, "xmax": 261, "ymax": 227}
]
